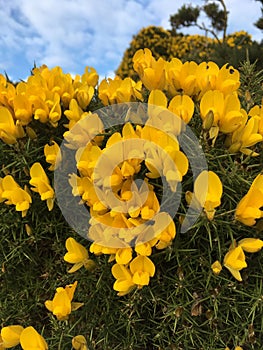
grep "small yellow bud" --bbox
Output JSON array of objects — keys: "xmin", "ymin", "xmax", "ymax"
[
  {"xmin": 202, "ymin": 110, "xmax": 214, "ymax": 130},
  {"xmin": 26, "ymin": 126, "xmax": 37, "ymax": 140},
  {"xmin": 25, "ymin": 224, "xmax": 32, "ymax": 236},
  {"xmin": 72, "ymin": 335, "xmax": 88, "ymax": 350},
  {"xmin": 228, "ymin": 142, "xmax": 242, "ymax": 153}
]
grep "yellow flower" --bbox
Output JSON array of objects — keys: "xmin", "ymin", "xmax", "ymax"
[
  {"xmin": 44, "ymin": 141, "xmax": 61, "ymax": 171},
  {"xmin": 64, "ymin": 99, "xmax": 88, "ymax": 130},
  {"xmin": 235, "ymin": 174, "xmax": 263, "ymax": 226},
  {"xmin": 200, "ymin": 91, "xmax": 244, "ymax": 139},
  {"xmin": 194, "ymin": 170, "xmax": 223, "ymax": 220},
  {"xmin": 64, "ymin": 237, "xmax": 96, "ymax": 273},
  {"xmin": 227, "ymin": 116, "xmax": 263, "ymax": 156},
  {"xmin": 45, "ymin": 281, "xmax": 83, "ymax": 320},
  {"xmin": 223, "ymin": 245, "xmax": 247, "ymax": 281},
  {"xmin": 72, "ymin": 335, "xmax": 88, "ymax": 350},
  {"xmin": 1, "ymin": 175, "xmax": 32, "ymax": 217},
  {"xmin": 133, "ymin": 48, "xmax": 166, "ymax": 91},
  {"xmin": 0, "ymin": 106, "xmax": 25, "ymax": 144},
  {"xmin": 130, "ymin": 255, "xmax": 155, "ymax": 287},
  {"xmin": 238, "ymin": 238, "xmax": 263, "ymax": 253},
  {"xmin": 111, "ymin": 264, "xmax": 136, "ymax": 296},
  {"xmin": 29, "ymin": 163, "xmax": 55, "ymax": 211},
  {"xmin": 211, "ymin": 260, "xmax": 222, "ymax": 275},
  {"xmin": 20, "ymin": 326, "xmax": 48, "ymax": 350},
  {"xmin": 0, "ymin": 325, "xmax": 24, "ymax": 348}
]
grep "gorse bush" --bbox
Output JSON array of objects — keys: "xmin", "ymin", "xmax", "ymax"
[{"xmin": 0, "ymin": 47, "xmax": 263, "ymax": 349}]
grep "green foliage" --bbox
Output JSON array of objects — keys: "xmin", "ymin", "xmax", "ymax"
[{"xmin": 170, "ymin": 5, "xmax": 200, "ymax": 32}]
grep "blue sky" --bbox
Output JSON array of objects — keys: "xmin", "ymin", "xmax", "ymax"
[{"xmin": 0, "ymin": 0, "xmax": 262, "ymax": 81}]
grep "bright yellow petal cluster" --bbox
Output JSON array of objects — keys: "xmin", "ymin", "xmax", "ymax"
[
  {"xmin": 29, "ymin": 163, "xmax": 55, "ymax": 211},
  {"xmin": 0, "ymin": 175, "xmax": 32, "ymax": 217},
  {"xmin": 235, "ymin": 174, "xmax": 263, "ymax": 226},
  {"xmin": 133, "ymin": 49, "xmax": 240, "ymax": 98},
  {"xmin": 72, "ymin": 335, "xmax": 88, "ymax": 350},
  {"xmin": 45, "ymin": 281, "xmax": 83, "ymax": 320},
  {"xmin": 98, "ymin": 76, "xmax": 143, "ymax": 105},
  {"xmin": 112, "ymin": 255, "xmax": 155, "ymax": 296}
]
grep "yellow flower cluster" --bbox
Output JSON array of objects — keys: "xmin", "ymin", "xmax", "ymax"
[
  {"xmin": 1, "ymin": 46, "xmax": 263, "ymax": 304},
  {"xmin": 0, "ymin": 325, "xmax": 47, "ymax": 349}
]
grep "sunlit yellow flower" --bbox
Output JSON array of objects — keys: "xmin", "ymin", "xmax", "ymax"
[
  {"xmin": 29, "ymin": 162, "xmax": 55, "ymax": 211},
  {"xmin": 98, "ymin": 77, "xmax": 142, "ymax": 105},
  {"xmin": 133, "ymin": 48, "xmax": 166, "ymax": 91},
  {"xmin": 64, "ymin": 237, "xmax": 96, "ymax": 273},
  {"xmin": 44, "ymin": 141, "xmax": 61, "ymax": 171},
  {"xmin": 211, "ymin": 260, "xmax": 222, "ymax": 275},
  {"xmin": 72, "ymin": 335, "xmax": 88, "ymax": 350},
  {"xmin": 238, "ymin": 238, "xmax": 263, "ymax": 253},
  {"xmin": 0, "ymin": 106, "xmax": 25, "ymax": 144},
  {"xmin": 227, "ymin": 115, "xmax": 263, "ymax": 156},
  {"xmin": 0, "ymin": 325, "xmax": 24, "ymax": 348},
  {"xmin": 13, "ymin": 93, "xmax": 32, "ymax": 125},
  {"xmin": 20, "ymin": 326, "xmax": 48, "ymax": 350},
  {"xmin": 64, "ymin": 99, "xmax": 88, "ymax": 130},
  {"xmin": 81, "ymin": 66, "xmax": 99, "ymax": 87},
  {"xmin": 45, "ymin": 281, "xmax": 83, "ymax": 320},
  {"xmin": 193, "ymin": 170, "xmax": 223, "ymax": 220},
  {"xmin": 1, "ymin": 175, "xmax": 32, "ymax": 217},
  {"xmin": 223, "ymin": 245, "xmax": 247, "ymax": 281},
  {"xmin": 200, "ymin": 91, "xmax": 244, "ymax": 140},
  {"xmin": 215, "ymin": 63, "xmax": 240, "ymax": 95},
  {"xmin": 235, "ymin": 174, "xmax": 263, "ymax": 226}
]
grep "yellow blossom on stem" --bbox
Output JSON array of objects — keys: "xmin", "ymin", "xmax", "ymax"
[
  {"xmin": 45, "ymin": 281, "xmax": 83, "ymax": 320},
  {"xmin": 235, "ymin": 174, "xmax": 263, "ymax": 226},
  {"xmin": 20, "ymin": 326, "xmax": 48, "ymax": 350},
  {"xmin": 0, "ymin": 106, "xmax": 25, "ymax": 144},
  {"xmin": 130, "ymin": 255, "xmax": 155, "ymax": 287},
  {"xmin": 0, "ymin": 175, "xmax": 32, "ymax": 217},
  {"xmin": 29, "ymin": 162, "xmax": 55, "ymax": 211},
  {"xmin": 111, "ymin": 264, "xmax": 136, "ymax": 296},
  {"xmin": 44, "ymin": 141, "xmax": 61, "ymax": 171},
  {"xmin": 64, "ymin": 237, "xmax": 96, "ymax": 273},
  {"xmin": 223, "ymin": 245, "xmax": 247, "ymax": 281},
  {"xmin": 193, "ymin": 170, "xmax": 223, "ymax": 220}
]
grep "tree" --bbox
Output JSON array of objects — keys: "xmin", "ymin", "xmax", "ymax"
[
  {"xmin": 254, "ymin": 0, "xmax": 263, "ymax": 30},
  {"xmin": 170, "ymin": 0, "xmax": 228, "ymax": 43}
]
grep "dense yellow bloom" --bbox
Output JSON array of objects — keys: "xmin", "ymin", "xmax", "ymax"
[
  {"xmin": 44, "ymin": 141, "xmax": 61, "ymax": 170},
  {"xmin": 193, "ymin": 170, "xmax": 223, "ymax": 220},
  {"xmin": 64, "ymin": 237, "xmax": 96, "ymax": 273},
  {"xmin": 235, "ymin": 174, "xmax": 263, "ymax": 226},
  {"xmin": 20, "ymin": 326, "xmax": 48, "ymax": 350},
  {"xmin": 223, "ymin": 245, "xmax": 247, "ymax": 281},
  {"xmin": 45, "ymin": 281, "xmax": 83, "ymax": 320},
  {"xmin": 0, "ymin": 175, "xmax": 32, "ymax": 217},
  {"xmin": 0, "ymin": 325, "xmax": 23, "ymax": 348},
  {"xmin": 72, "ymin": 335, "xmax": 88, "ymax": 350},
  {"xmin": 29, "ymin": 163, "xmax": 55, "ymax": 211},
  {"xmin": 98, "ymin": 77, "xmax": 142, "ymax": 105},
  {"xmin": 64, "ymin": 99, "xmax": 88, "ymax": 130}
]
